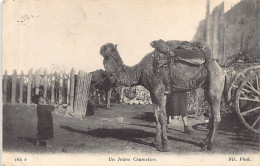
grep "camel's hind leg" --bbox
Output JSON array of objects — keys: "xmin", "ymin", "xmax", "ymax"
[
  {"xmin": 202, "ymin": 60, "xmax": 225, "ymax": 150},
  {"xmin": 106, "ymin": 88, "xmax": 113, "ymax": 109}
]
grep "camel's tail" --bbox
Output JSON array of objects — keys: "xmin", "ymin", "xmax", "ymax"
[{"xmin": 222, "ymin": 70, "xmax": 230, "ymax": 102}]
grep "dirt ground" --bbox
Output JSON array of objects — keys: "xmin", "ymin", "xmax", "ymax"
[{"xmin": 2, "ymin": 104, "xmax": 260, "ymax": 154}]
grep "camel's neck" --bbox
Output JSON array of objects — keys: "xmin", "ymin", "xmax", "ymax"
[{"xmin": 109, "ymin": 52, "xmax": 152, "ymax": 87}]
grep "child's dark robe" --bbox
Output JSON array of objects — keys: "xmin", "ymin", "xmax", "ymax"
[{"xmin": 37, "ymin": 101, "xmax": 54, "ymax": 140}]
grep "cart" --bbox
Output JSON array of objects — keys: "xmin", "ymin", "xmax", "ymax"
[{"xmin": 226, "ymin": 63, "xmax": 260, "ymax": 134}]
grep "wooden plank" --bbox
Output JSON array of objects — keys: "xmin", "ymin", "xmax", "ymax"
[
  {"xmin": 84, "ymin": 72, "xmax": 90, "ymax": 116},
  {"xmin": 51, "ymin": 74, "xmax": 55, "ymax": 104},
  {"xmin": 43, "ymin": 70, "xmax": 48, "ymax": 100},
  {"xmin": 78, "ymin": 71, "xmax": 84, "ymax": 118},
  {"xmin": 74, "ymin": 71, "xmax": 81, "ymax": 118},
  {"xmin": 219, "ymin": 2, "xmax": 225, "ymax": 63},
  {"xmin": 59, "ymin": 73, "xmax": 63, "ymax": 104},
  {"xmin": 3, "ymin": 70, "xmax": 8, "ymax": 104},
  {"xmin": 19, "ymin": 71, "xmax": 24, "ymax": 103},
  {"xmin": 11, "ymin": 70, "xmax": 17, "ymax": 103},
  {"xmin": 27, "ymin": 70, "xmax": 33, "ymax": 105},
  {"xmin": 72, "ymin": 70, "xmax": 92, "ymax": 118},
  {"xmin": 81, "ymin": 73, "xmax": 86, "ymax": 114},
  {"xmin": 213, "ymin": 6, "xmax": 220, "ymax": 60},
  {"xmin": 80, "ymin": 71, "xmax": 86, "ymax": 118},
  {"xmin": 69, "ymin": 68, "xmax": 75, "ymax": 106},
  {"xmin": 206, "ymin": 0, "xmax": 210, "ymax": 45},
  {"xmin": 67, "ymin": 76, "xmax": 70, "ymax": 105},
  {"xmin": 85, "ymin": 73, "xmax": 92, "ymax": 115},
  {"xmin": 35, "ymin": 70, "xmax": 41, "ymax": 95}
]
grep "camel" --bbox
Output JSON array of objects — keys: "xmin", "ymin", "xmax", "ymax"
[
  {"xmin": 90, "ymin": 69, "xmax": 116, "ymax": 109},
  {"xmin": 99, "ymin": 41, "xmax": 226, "ymax": 152}
]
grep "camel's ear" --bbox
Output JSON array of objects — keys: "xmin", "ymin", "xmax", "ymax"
[{"xmin": 115, "ymin": 44, "xmax": 117, "ymax": 49}]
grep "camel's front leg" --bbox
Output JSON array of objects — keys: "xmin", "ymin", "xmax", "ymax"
[
  {"xmin": 150, "ymin": 104, "xmax": 162, "ymax": 148},
  {"xmin": 151, "ymin": 86, "xmax": 170, "ymax": 152},
  {"xmin": 106, "ymin": 88, "xmax": 113, "ymax": 109},
  {"xmin": 158, "ymin": 101, "xmax": 170, "ymax": 152}
]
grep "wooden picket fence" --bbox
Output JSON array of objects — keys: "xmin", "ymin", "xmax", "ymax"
[{"xmin": 2, "ymin": 68, "xmax": 92, "ymax": 118}]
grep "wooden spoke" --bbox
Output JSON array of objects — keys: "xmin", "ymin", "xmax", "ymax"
[
  {"xmin": 240, "ymin": 106, "xmax": 260, "ymax": 116},
  {"xmin": 242, "ymin": 88, "xmax": 251, "ymax": 93},
  {"xmin": 240, "ymin": 92, "xmax": 254, "ymax": 99},
  {"xmin": 256, "ymin": 75, "xmax": 259, "ymax": 91},
  {"xmin": 252, "ymin": 116, "xmax": 260, "ymax": 128},
  {"xmin": 246, "ymin": 80, "xmax": 256, "ymax": 89},
  {"xmin": 245, "ymin": 82, "xmax": 260, "ymax": 96},
  {"xmin": 234, "ymin": 66, "xmax": 260, "ymax": 134},
  {"xmin": 232, "ymin": 84, "xmax": 238, "ymax": 88},
  {"xmin": 239, "ymin": 97, "xmax": 260, "ymax": 103}
]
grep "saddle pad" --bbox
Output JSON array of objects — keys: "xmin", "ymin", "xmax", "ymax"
[
  {"xmin": 177, "ymin": 58, "xmax": 205, "ymax": 66},
  {"xmin": 173, "ymin": 47, "xmax": 211, "ymax": 61},
  {"xmin": 167, "ymin": 40, "xmax": 206, "ymax": 50},
  {"xmin": 151, "ymin": 39, "xmax": 211, "ymax": 60}
]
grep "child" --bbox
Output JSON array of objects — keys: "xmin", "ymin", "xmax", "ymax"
[
  {"xmin": 166, "ymin": 92, "xmax": 193, "ymax": 134},
  {"xmin": 35, "ymin": 86, "xmax": 55, "ymax": 148}
]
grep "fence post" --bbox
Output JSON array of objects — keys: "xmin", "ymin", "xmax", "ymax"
[
  {"xmin": 69, "ymin": 68, "xmax": 75, "ymax": 107},
  {"xmin": 63, "ymin": 75, "xmax": 68, "ymax": 104},
  {"xmin": 74, "ymin": 71, "xmax": 81, "ymax": 118},
  {"xmin": 66, "ymin": 75, "xmax": 69, "ymax": 105},
  {"xmin": 51, "ymin": 73, "xmax": 55, "ymax": 104},
  {"xmin": 11, "ymin": 70, "xmax": 17, "ymax": 104},
  {"xmin": 19, "ymin": 71, "xmax": 24, "ymax": 104},
  {"xmin": 27, "ymin": 70, "xmax": 33, "ymax": 105},
  {"xmin": 3, "ymin": 70, "xmax": 8, "ymax": 104},
  {"xmin": 59, "ymin": 72, "xmax": 63, "ymax": 104},
  {"xmin": 35, "ymin": 70, "xmax": 41, "ymax": 95},
  {"xmin": 43, "ymin": 70, "xmax": 48, "ymax": 100}
]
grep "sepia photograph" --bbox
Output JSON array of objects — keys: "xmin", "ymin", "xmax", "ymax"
[{"xmin": 1, "ymin": 0, "xmax": 260, "ymax": 165}]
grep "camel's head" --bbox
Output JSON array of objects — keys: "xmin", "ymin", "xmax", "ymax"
[{"xmin": 100, "ymin": 43, "xmax": 131, "ymax": 86}]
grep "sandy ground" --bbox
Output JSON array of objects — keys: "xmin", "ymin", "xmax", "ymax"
[{"xmin": 2, "ymin": 104, "xmax": 260, "ymax": 154}]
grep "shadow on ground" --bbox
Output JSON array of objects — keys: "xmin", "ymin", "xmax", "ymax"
[
  {"xmin": 18, "ymin": 137, "xmax": 37, "ymax": 146},
  {"xmin": 133, "ymin": 112, "xmax": 155, "ymax": 122},
  {"xmin": 60, "ymin": 125, "xmax": 202, "ymax": 148}
]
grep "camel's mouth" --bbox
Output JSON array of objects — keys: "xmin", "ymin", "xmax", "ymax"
[
  {"xmin": 100, "ymin": 43, "xmax": 118, "ymax": 57},
  {"xmin": 100, "ymin": 43, "xmax": 132, "ymax": 87}
]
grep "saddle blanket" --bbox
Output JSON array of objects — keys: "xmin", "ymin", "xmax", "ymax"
[{"xmin": 151, "ymin": 39, "xmax": 212, "ymax": 63}]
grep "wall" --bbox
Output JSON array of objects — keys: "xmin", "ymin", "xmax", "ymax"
[{"xmin": 193, "ymin": 0, "xmax": 260, "ymax": 65}]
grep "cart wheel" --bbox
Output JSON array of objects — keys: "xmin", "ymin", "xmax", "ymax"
[
  {"xmin": 235, "ymin": 68, "xmax": 260, "ymax": 134},
  {"xmin": 227, "ymin": 65, "xmax": 260, "ymax": 104}
]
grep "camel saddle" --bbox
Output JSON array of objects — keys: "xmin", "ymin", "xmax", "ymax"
[{"xmin": 151, "ymin": 39, "xmax": 212, "ymax": 68}]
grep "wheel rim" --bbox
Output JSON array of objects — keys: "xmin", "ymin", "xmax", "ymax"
[
  {"xmin": 228, "ymin": 65, "xmax": 260, "ymax": 102},
  {"xmin": 235, "ymin": 68, "xmax": 260, "ymax": 134}
]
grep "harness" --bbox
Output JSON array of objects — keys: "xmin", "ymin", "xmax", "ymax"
[{"xmin": 153, "ymin": 41, "xmax": 210, "ymax": 92}]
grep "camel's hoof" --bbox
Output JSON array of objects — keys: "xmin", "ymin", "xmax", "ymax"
[
  {"xmin": 200, "ymin": 142, "xmax": 212, "ymax": 151},
  {"xmin": 150, "ymin": 140, "xmax": 161, "ymax": 148},
  {"xmin": 160, "ymin": 140, "xmax": 171, "ymax": 152},
  {"xmin": 199, "ymin": 141, "xmax": 207, "ymax": 151},
  {"xmin": 166, "ymin": 125, "xmax": 169, "ymax": 132},
  {"xmin": 160, "ymin": 145, "xmax": 171, "ymax": 152},
  {"xmin": 157, "ymin": 144, "xmax": 171, "ymax": 152},
  {"xmin": 184, "ymin": 125, "xmax": 193, "ymax": 134}
]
